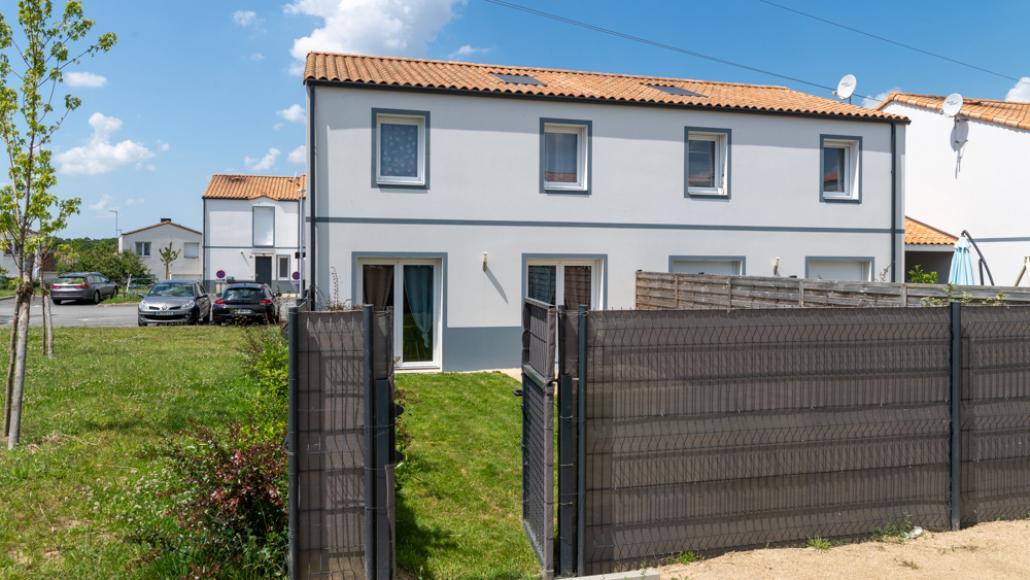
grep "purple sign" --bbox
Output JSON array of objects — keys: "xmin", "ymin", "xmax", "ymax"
[
  {"xmin": 292, "ymin": 271, "xmax": 300, "ymax": 281},
  {"xmin": 216, "ymin": 270, "xmax": 226, "ymax": 279}
]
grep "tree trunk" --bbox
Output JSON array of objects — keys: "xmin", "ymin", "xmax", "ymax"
[
  {"xmin": 2, "ymin": 304, "xmax": 19, "ymax": 437},
  {"xmin": 42, "ymin": 287, "xmax": 53, "ymax": 358},
  {"xmin": 7, "ymin": 281, "xmax": 32, "ymax": 449}
]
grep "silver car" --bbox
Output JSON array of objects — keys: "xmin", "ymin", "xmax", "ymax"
[
  {"xmin": 51, "ymin": 272, "xmax": 118, "ymax": 304},
  {"xmin": 138, "ymin": 281, "xmax": 212, "ymax": 326}
]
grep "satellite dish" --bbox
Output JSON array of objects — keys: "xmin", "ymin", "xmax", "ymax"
[
  {"xmin": 943, "ymin": 93, "xmax": 964, "ymax": 117},
  {"xmin": 835, "ymin": 74, "xmax": 857, "ymax": 100}
]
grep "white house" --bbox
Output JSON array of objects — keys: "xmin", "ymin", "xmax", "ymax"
[
  {"xmin": 880, "ymin": 93, "xmax": 1030, "ymax": 285},
  {"xmin": 118, "ymin": 218, "xmax": 203, "ymax": 280},
  {"xmin": 304, "ymin": 53, "xmax": 907, "ymax": 371},
  {"xmin": 202, "ymin": 174, "xmax": 303, "ymax": 293}
]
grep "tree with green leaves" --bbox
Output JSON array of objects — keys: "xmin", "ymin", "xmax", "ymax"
[
  {"xmin": 0, "ymin": 0, "xmax": 115, "ymax": 448},
  {"xmin": 158, "ymin": 241, "xmax": 179, "ymax": 280}
]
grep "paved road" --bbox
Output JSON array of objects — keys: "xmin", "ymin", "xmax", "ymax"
[{"xmin": 0, "ymin": 297, "xmax": 139, "ymax": 328}]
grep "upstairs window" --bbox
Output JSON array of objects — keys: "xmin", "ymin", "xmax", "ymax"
[
  {"xmin": 541, "ymin": 120, "xmax": 590, "ymax": 193},
  {"xmin": 253, "ymin": 206, "xmax": 275, "ymax": 247},
  {"xmin": 821, "ymin": 136, "xmax": 861, "ymax": 202},
  {"xmin": 135, "ymin": 241, "xmax": 151, "ymax": 257},
  {"xmin": 183, "ymin": 242, "xmax": 199, "ymax": 259},
  {"xmin": 375, "ymin": 111, "xmax": 428, "ymax": 187},
  {"xmin": 686, "ymin": 128, "xmax": 730, "ymax": 197}
]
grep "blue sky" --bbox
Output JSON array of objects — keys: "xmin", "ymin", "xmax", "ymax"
[{"xmin": 24, "ymin": 0, "xmax": 1030, "ymax": 237}]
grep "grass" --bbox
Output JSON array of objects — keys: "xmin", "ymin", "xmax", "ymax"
[
  {"xmin": 0, "ymin": 326, "xmax": 255, "ymax": 578},
  {"xmin": 872, "ymin": 517, "xmax": 915, "ymax": 543},
  {"xmin": 394, "ymin": 372, "xmax": 536, "ymax": 579},
  {"xmin": 806, "ymin": 537, "xmax": 833, "ymax": 550},
  {"xmin": 673, "ymin": 550, "xmax": 702, "ymax": 564}
]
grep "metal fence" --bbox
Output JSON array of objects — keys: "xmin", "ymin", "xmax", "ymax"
[
  {"xmin": 527, "ymin": 301, "xmax": 1030, "ymax": 576},
  {"xmin": 289, "ymin": 303, "xmax": 397, "ymax": 579}
]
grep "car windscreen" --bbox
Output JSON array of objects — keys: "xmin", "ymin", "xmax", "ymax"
[
  {"xmin": 147, "ymin": 284, "xmax": 194, "ymax": 297},
  {"xmin": 222, "ymin": 287, "xmax": 265, "ymax": 302},
  {"xmin": 57, "ymin": 277, "xmax": 86, "ymax": 285}
]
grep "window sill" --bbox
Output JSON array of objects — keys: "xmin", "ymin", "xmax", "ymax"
[
  {"xmin": 821, "ymin": 193, "xmax": 861, "ymax": 203},
  {"xmin": 542, "ymin": 183, "xmax": 589, "ymax": 195},
  {"xmin": 377, "ymin": 177, "xmax": 427, "ymax": 189},
  {"xmin": 686, "ymin": 187, "xmax": 728, "ymax": 199}
]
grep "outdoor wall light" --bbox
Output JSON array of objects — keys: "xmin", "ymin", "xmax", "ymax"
[
  {"xmin": 482, "ymin": 251, "xmax": 488, "ymax": 272},
  {"xmin": 773, "ymin": 257, "xmax": 781, "ymax": 276}
]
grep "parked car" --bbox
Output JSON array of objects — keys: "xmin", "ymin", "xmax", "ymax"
[
  {"xmin": 51, "ymin": 272, "xmax": 118, "ymax": 304},
  {"xmin": 212, "ymin": 283, "xmax": 279, "ymax": 324},
  {"xmin": 138, "ymin": 281, "xmax": 211, "ymax": 326}
]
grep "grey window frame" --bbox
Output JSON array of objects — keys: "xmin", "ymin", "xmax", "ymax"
[
  {"xmin": 371, "ymin": 108, "xmax": 430, "ymax": 190},
  {"xmin": 820, "ymin": 134, "xmax": 863, "ymax": 203},
  {"xmin": 252, "ymin": 206, "xmax": 276, "ymax": 248},
  {"xmin": 135, "ymin": 241, "xmax": 151, "ymax": 257},
  {"xmin": 668, "ymin": 255, "xmax": 746, "ymax": 275},
  {"xmin": 540, "ymin": 118, "xmax": 592, "ymax": 195},
  {"xmin": 277, "ymin": 255, "xmax": 291, "ymax": 279},
  {"xmin": 685, "ymin": 127, "xmax": 731, "ymax": 199}
]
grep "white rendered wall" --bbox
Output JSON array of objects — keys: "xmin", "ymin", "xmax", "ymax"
[
  {"xmin": 312, "ymin": 85, "xmax": 904, "ymax": 368},
  {"xmin": 119, "ymin": 224, "xmax": 202, "ymax": 280},
  {"xmin": 883, "ymin": 102, "xmax": 1030, "ymax": 284},
  {"xmin": 204, "ymin": 198, "xmax": 300, "ymax": 284}
]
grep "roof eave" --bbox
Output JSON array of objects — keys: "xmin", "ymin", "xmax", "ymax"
[{"xmin": 306, "ymin": 78, "xmax": 910, "ymax": 124}]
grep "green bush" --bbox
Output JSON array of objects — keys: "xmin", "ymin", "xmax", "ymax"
[
  {"xmin": 907, "ymin": 264, "xmax": 938, "ymax": 284},
  {"xmin": 54, "ymin": 238, "xmax": 152, "ymax": 283},
  {"xmin": 242, "ymin": 326, "xmax": 289, "ymax": 440}
]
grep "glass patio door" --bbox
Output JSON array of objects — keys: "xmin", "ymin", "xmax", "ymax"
[
  {"xmin": 526, "ymin": 260, "xmax": 599, "ymax": 309},
  {"xmin": 360, "ymin": 259, "xmax": 441, "ymax": 368}
]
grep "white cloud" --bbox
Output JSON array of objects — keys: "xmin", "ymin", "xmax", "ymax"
[
  {"xmin": 56, "ymin": 113, "xmax": 156, "ymax": 175},
  {"xmin": 278, "ymin": 103, "xmax": 306, "ymax": 124},
  {"xmin": 288, "ymin": 145, "xmax": 306, "ymax": 164},
  {"xmin": 156, "ymin": 140, "xmax": 171, "ymax": 152},
  {"xmin": 244, "ymin": 148, "xmax": 280, "ymax": 171},
  {"xmin": 1006, "ymin": 77, "xmax": 1030, "ymax": 102},
  {"xmin": 232, "ymin": 10, "xmax": 258, "ymax": 27},
  {"xmin": 284, "ymin": 0, "xmax": 463, "ymax": 74},
  {"xmin": 125, "ymin": 197, "xmax": 144, "ymax": 207},
  {"xmin": 448, "ymin": 44, "xmax": 488, "ymax": 61},
  {"xmin": 88, "ymin": 194, "xmax": 112, "ymax": 211},
  {"xmin": 862, "ymin": 87, "xmax": 900, "ymax": 109},
  {"xmin": 66, "ymin": 72, "xmax": 107, "ymax": 88},
  {"xmin": 250, "ymin": 52, "xmax": 265, "ymax": 61}
]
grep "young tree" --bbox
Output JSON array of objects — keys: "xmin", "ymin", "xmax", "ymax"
[
  {"xmin": 158, "ymin": 241, "xmax": 179, "ymax": 280},
  {"xmin": 0, "ymin": 1, "xmax": 115, "ymax": 448}
]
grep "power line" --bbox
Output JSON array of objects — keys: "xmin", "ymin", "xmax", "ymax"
[
  {"xmin": 759, "ymin": 0, "xmax": 1020, "ymax": 82},
  {"xmin": 477, "ymin": 0, "xmax": 876, "ymax": 101}
]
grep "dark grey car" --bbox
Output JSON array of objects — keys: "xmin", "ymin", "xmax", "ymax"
[
  {"xmin": 138, "ymin": 281, "xmax": 211, "ymax": 326},
  {"xmin": 51, "ymin": 272, "xmax": 118, "ymax": 304}
]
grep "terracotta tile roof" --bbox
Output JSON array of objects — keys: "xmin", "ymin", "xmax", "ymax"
[
  {"xmin": 121, "ymin": 220, "xmax": 201, "ymax": 237},
  {"xmin": 905, "ymin": 216, "xmax": 957, "ymax": 246},
  {"xmin": 879, "ymin": 92, "xmax": 1030, "ymax": 131},
  {"xmin": 305, "ymin": 53, "xmax": 906, "ymax": 123},
  {"xmin": 202, "ymin": 174, "xmax": 305, "ymax": 201}
]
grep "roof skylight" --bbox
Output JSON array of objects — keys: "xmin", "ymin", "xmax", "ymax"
[
  {"xmin": 493, "ymin": 72, "xmax": 544, "ymax": 86},
  {"xmin": 649, "ymin": 84, "xmax": 705, "ymax": 97}
]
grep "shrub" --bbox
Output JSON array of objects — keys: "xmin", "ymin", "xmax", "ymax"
[
  {"xmin": 161, "ymin": 425, "xmax": 288, "ymax": 577},
  {"xmin": 241, "ymin": 326, "xmax": 289, "ymax": 440},
  {"xmin": 907, "ymin": 264, "xmax": 938, "ymax": 284}
]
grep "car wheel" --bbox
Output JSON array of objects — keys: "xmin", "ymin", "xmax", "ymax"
[
  {"xmin": 138, "ymin": 318, "xmax": 147, "ymax": 327},
  {"xmin": 93, "ymin": 291, "xmax": 101, "ymax": 304},
  {"xmin": 52, "ymin": 299, "xmax": 62, "ymax": 305}
]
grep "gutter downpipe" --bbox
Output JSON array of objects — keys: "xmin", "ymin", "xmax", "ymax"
[
  {"xmin": 890, "ymin": 121, "xmax": 898, "ymax": 283},
  {"xmin": 306, "ymin": 82, "xmax": 318, "ymax": 307}
]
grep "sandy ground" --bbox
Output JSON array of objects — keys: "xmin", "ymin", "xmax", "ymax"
[{"xmin": 660, "ymin": 520, "xmax": 1030, "ymax": 580}]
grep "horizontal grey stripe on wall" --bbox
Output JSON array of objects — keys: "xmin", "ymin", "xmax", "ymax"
[
  {"xmin": 311, "ymin": 216, "xmax": 901, "ymax": 235},
  {"xmin": 973, "ymin": 237, "xmax": 1030, "ymax": 243},
  {"xmin": 204, "ymin": 245, "xmax": 299, "ymax": 250},
  {"xmin": 442, "ymin": 325, "xmax": 521, "ymax": 371}
]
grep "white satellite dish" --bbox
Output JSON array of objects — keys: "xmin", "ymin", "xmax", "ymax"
[
  {"xmin": 943, "ymin": 93, "xmax": 964, "ymax": 117},
  {"xmin": 835, "ymin": 74, "xmax": 857, "ymax": 100}
]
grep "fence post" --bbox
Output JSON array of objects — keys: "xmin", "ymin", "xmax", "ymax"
[
  {"xmin": 557, "ymin": 366, "xmax": 575, "ymax": 575},
  {"xmin": 362, "ymin": 305, "xmax": 377, "ymax": 580},
  {"xmin": 576, "ymin": 304, "xmax": 587, "ymax": 575},
  {"xmin": 287, "ymin": 305, "xmax": 299, "ymax": 580},
  {"xmin": 949, "ymin": 301, "xmax": 962, "ymax": 531}
]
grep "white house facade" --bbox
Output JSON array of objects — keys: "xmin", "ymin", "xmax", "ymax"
[
  {"xmin": 202, "ymin": 174, "xmax": 304, "ymax": 293},
  {"xmin": 118, "ymin": 219, "xmax": 203, "ymax": 280},
  {"xmin": 880, "ymin": 93, "xmax": 1030, "ymax": 285},
  {"xmin": 304, "ymin": 53, "xmax": 907, "ymax": 371}
]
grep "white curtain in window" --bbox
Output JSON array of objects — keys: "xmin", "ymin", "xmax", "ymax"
[{"xmin": 253, "ymin": 206, "xmax": 274, "ymax": 246}]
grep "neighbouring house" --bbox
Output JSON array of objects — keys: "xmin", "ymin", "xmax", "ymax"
[
  {"xmin": 879, "ymin": 93, "xmax": 1030, "ymax": 285},
  {"xmin": 904, "ymin": 216, "xmax": 956, "ymax": 282},
  {"xmin": 303, "ymin": 52, "xmax": 907, "ymax": 371},
  {"xmin": 202, "ymin": 174, "xmax": 304, "ymax": 293},
  {"xmin": 118, "ymin": 218, "xmax": 203, "ymax": 280}
]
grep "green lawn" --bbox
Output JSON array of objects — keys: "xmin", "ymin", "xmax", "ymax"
[
  {"xmin": 395, "ymin": 372, "xmax": 537, "ymax": 579},
  {"xmin": 0, "ymin": 326, "xmax": 255, "ymax": 578}
]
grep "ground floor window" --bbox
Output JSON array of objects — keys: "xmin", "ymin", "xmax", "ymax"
[
  {"xmin": 358, "ymin": 258, "xmax": 442, "ymax": 368},
  {"xmin": 277, "ymin": 255, "xmax": 291, "ymax": 279},
  {"xmin": 669, "ymin": 256, "xmax": 744, "ymax": 276},
  {"xmin": 806, "ymin": 257, "xmax": 872, "ymax": 281},
  {"xmin": 526, "ymin": 258, "xmax": 601, "ymax": 309}
]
